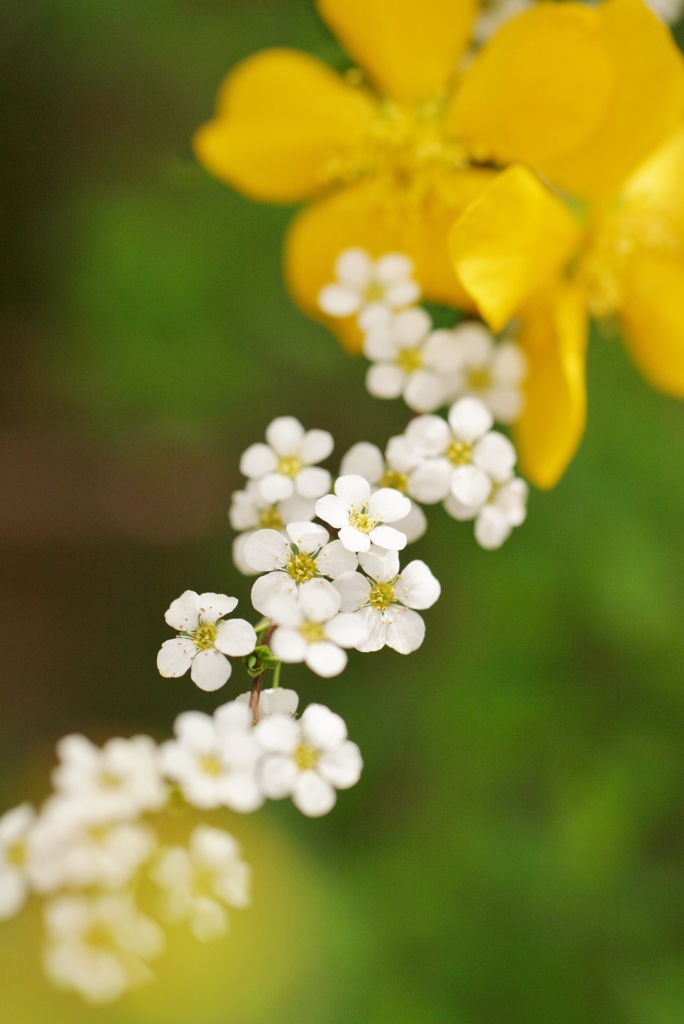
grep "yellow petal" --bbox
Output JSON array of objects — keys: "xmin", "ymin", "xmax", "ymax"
[
  {"xmin": 450, "ymin": 3, "xmax": 614, "ymax": 174},
  {"xmin": 621, "ymin": 127, "xmax": 684, "ymax": 238},
  {"xmin": 620, "ymin": 253, "xmax": 684, "ymax": 398},
  {"xmin": 449, "ymin": 166, "xmax": 580, "ymax": 333},
  {"xmin": 193, "ymin": 49, "xmax": 374, "ymax": 203},
  {"xmin": 515, "ymin": 284, "xmax": 589, "ymax": 490},
  {"xmin": 317, "ymin": 0, "xmax": 476, "ymax": 101},
  {"xmin": 285, "ymin": 171, "xmax": 496, "ymax": 352}
]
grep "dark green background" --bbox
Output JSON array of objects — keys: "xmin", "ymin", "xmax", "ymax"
[{"xmin": 1, "ymin": 2, "xmax": 684, "ymax": 1021}]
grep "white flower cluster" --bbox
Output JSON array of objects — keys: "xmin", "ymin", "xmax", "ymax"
[
  {"xmin": 0, "ymin": 690, "xmax": 361, "ymax": 1002},
  {"xmin": 318, "ymin": 249, "xmax": 527, "ymax": 421}
]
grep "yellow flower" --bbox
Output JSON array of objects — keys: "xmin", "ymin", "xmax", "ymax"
[
  {"xmin": 194, "ymin": 0, "xmax": 672, "ymax": 352},
  {"xmin": 448, "ymin": 0, "xmax": 684, "ymax": 489}
]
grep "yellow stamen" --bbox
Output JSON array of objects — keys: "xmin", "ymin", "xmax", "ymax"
[
  {"xmin": 259, "ymin": 508, "xmax": 284, "ymax": 530},
  {"xmin": 349, "ymin": 509, "xmax": 376, "ymax": 533},
  {"xmin": 293, "ymin": 743, "xmax": 319, "ymax": 771},
  {"xmin": 199, "ymin": 755, "xmax": 223, "ymax": 776},
  {"xmin": 379, "ymin": 469, "xmax": 408, "ymax": 493},
  {"xmin": 369, "ymin": 581, "xmax": 396, "ymax": 610},
  {"xmin": 466, "ymin": 367, "xmax": 491, "ymax": 391},
  {"xmin": 278, "ymin": 455, "xmax": 302, "ymax": 478},
  {"xmin": 299, "ymin": 620, "xmax": 325, "ymax": 644},
  {"xmin": 396, "ymin": 347, "xmax": 423, "ymax": 374},
  {"xmin": 446, "ymin": 439, "xmax": 473, "ymax": 466},
  {"xmin": 287, "ymin": 551, "xmax": 318, "ymax": 584},
  {"xmin": 193, "ymin": 622, "xmax": 217, "ymax": 650}
]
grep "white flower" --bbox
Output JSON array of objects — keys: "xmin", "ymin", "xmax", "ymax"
[
  {"xmin": 441, "ymin": 322, "xmax": 527, "ymax": 424},
  {"xmin": 333, "ymin": 548, "xmax": 441, "ymax": 654},
  {"xmin": 236, "ymin": 688, "xmax": 299, "ymax": 719},
  {"xmin": 229, "ymin": 482, "xmax": 316, "ymax": 576},
  {"xmin": 265, "ymin": 586, "xmax": 369, "ymax": 678},
  {"xmin": 255, "ymin": 704, "xmax": 363, "ymax": 817},
  {"xmin": 318, "ymin": 248, "xmax": 420, "ymax": 330},
  {"xmin": 0, "ymin": 803, "xmax": 35, "ymax": 919},
  {"xmin": 150, "ymin": 826, "xmax": 250, "ymax": 943},
  {"xmin": 340, "ymin": 441, "xmax": 428, "ymax": 543},
  {"xmin": 316, "ymin": 474, "xmax": 411, "ymax": 553},
  {"xmin": 445, "ymin": 476, "xmax": 529, "ymax": 550},
  {"xmin": 240, "ymin": 417, "xmax": 333, "ymax": 504},
  {"xmin": 364, "ymin": 308, "xmax": 466, "ymax": 413},
  {"xmin": 28, "ymin": 801, "xmax": 156, "ymax": 894},
  {"xmin": 43, "ymin": 892, "xmax": 164, "ymax": 1004},
  {"xmin": 472, "ymin": 0, "xmax": 533, "ymax": 44},
  {"xmin": 51, "ymin": 735, "xmax": 166, "ymax": 824},
  {"xmin": 157, "ymin": 590, "xmax": 257, "ymax": 692},
  {"xmin": 404, "ymin": 397, "xmax": 517, "ymax": 510},
  {"xmin": 160, "ymin": 702, "xmax": 263, "ymax": 813},
  {"xmin": 646, "ymin": 0, "xmax": 684, "ymax": 23},
  {"xmin": 245, "ymin": 521, "xmax": 357, "ymax": 615}
]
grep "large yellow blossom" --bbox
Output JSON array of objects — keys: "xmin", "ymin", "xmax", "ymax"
[
  {"xmin": 194, "ymin": 0, "xmax": 680, "ymax": 352},
  {"xmin": 449, "ymin": 4, "xmax": 684, "ymax": 489}
]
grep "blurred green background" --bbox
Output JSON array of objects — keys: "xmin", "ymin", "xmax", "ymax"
[{"xmin": 1, "ymin": 2, "xmax": 684, "ymax": 1021}]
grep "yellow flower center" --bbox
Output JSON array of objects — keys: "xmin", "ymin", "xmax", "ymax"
[
  {"xmin": 85, "ymin": 923, "xmax": 113, "ymax": 949},
  {"xmin": 98, "ymin": 771, "xmax": 122, "ymax": 790},
  {"xmin": 446, "ymin": 439, "xmax": 473, "ymax": 466},
  {"xmin": 466, "ymin": 367, "xmax": 491, "ymax": 391},
  {"xmin": 349, "ymin": 508, "xmax": 376, "ymax": 533},
  {"xmin": 369, "ymin": 581, "xmax": 396, "ymax": 610},
  {"xmin": 7, "ymin": 841, "xmax": 26, "ymax": 869},
  {"xmin": 293, "ymin": 743, "xmax": 319, "ymax": 771},
  {"xmin": 193, "ymin": 622, "xmax": 217, "ymax": 650},
  {"xmin": 396, "ymin": 347, "xmax": 423, "ymax": 373},
  {"xmin": 259, "ymin": 508, "xmax": 284, "ymax": 530},
  {"xmin": 299, "ymin": 620, "xmax": 325, "ymax": 644},
  {"xmin": 200, "ymin": 755, "xmax": 223, "ymax": 776},
  {"xmin": 364, "ymin": 282, "xmax": 386, "ymax": 303},
  {"xmin": 278, "ymin": 455, "xmax": 302, "ymax": 478},
  {"xmin": 287, "ymin": 551, "xmax": 318, "ymax": 583},
  {"xmin": 379, "ymin": 469, "xmax": 408, "ymax": 493}
]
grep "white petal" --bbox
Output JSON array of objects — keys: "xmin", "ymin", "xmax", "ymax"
[
  {"xmin": 384, "ymin": 607, "xmax": 426, "ymax": 654},
  {"xmin": 443, "ymin": 493, "xmax": 478, "ymax": 521},
  {"xmin": 325, "ymin": 611, "xmax": 370, "ymax": 648},
  {"xmin": 0, "ymin": 804, "xmax": 35, "ymax": 844},
  {"xmin": 493, "ymin": 478, "xmax": 529, "ymax": 525},
  {"xmin": 300, "ymin": 429, "xmax": 334, "ymax": 465},
  {"xmin": 286, "ymin": 520, "xmax": 329, "ymax": 551},
  {"xmin": 240, "ymin": 688, "xmax": 299, "ymax": 718},
  {"xmin": 448, "ymin": 397, "xmax": 493, "ymax": 442},
  {"xmin": 300, "ymin": 704, "xmax": 347, "ymax": 747},
  {"xmin": 315, "ymin": 494, "xmax": 349, "ymax": 529},
  {"xmin": 214, "ymin": 619, "xmax": 257, "ymax": 657},
  {"xmin": 164, "ymin": 590, "xmax": 201, "ymax": 631},
  {"xmin": 363, "ymin": 326, "xmax": 399, "ymax": 362},
  {"xmin": 190, "ymin": 650, "xmax": 232, "ymax": 692},
  {"xmin": 265, "ymin": 416, "xmax": 305, "ymax": 455},
  {"xmin": 259, "ymin": 754, "xmax": 299, "ymax": 798},
  {"xmin": 404, "ymin": 415, "xmax": 450, "ymax": 456},
  {"xmin": 354, "ymin": 606, "xmax": 387, "ymax": 652},
  {"xmin": 374, "ymin": 253, "xmax": 413, "ymax": 284},
  {"xmin": 258, "ymin": 472, "xmax": 294, "ymax": 503},
  {"xmin": 305, "ymin": 642, "xmax": 347, "ymax": 677},
  {"xmin": 278, "ymin": 493, "xmax": 317, "ymax": 523},
  {"xmin": 422, "ymin": 330, "xmax": 464, "ymax": 374},
  {"xmin": 220, "ymin": 773, "xmax": 264, "ymax": 814},
  {"xmin": 292, "ymin": 773, "xmax": 337, "ymax": 817},
  {"xmin": 368, "ymin": 524, "xmax": 407, "ymax": 550},
  {"xmin": 452, "ymin": 321, "xmax": 493, "ymax": 364},
  {"xmin": 316, "ymin": 539, "xmax": 357, "ymax": 579},
  {"xmin": 173, "ymin": 710, "xmax": 216, "ymax": 748},
  {"xmin": 318, "ymin": 283, "xmax": 362, "ymax": 317},
  {"xmin": 232, "ymin": 532, "xmax": 259, "ymax": 576},
  {"xmin": 339, "ymin": 442, "xmax": 384, "ymax": 483},
  {"xmin": 0, "ymin": 873, "xmax": 27, "ymax": 919},
  {"xmin": 367, "ymin": 488, "xmax": 411, "ymax": 523},
  {"xmin": 240, "ymin": 443, "xmax": 277, "ymax": 479},
  {"xmin": 295, "ymin": 466, "xmax": 331, "ymax": 500},
  {"xmin": 298, "ymin": 578, "xmax": 341, "ymax": 621},
  {"xmin": 318, "ymin": 741, "xmax": 363, "ymax": 790},
  {"xmin": 395, "ymin": 561, "xmax": 441, "ymax": 610},
  {"xmin": 214, "ymin": 700, "xmax": 253, "ymax": 733},
  {"xmin": 472, "ymin": 431, "xmax": 517, "ymax": 483},
  {"xmin": 385, "ymin": 434, "xmax": 423, "ymax": 472},
  {"xmin": 358, "ymin": 546, "xmax": 400, "ymax": 582},
  {"xmin": 255, "ymin": 716, "xmax": 300, "ymax": 755},
  {"xmin": 403, "ymin": 370, "xmax": 445, "ymax": 413},
  {"xmin": 334, "ymin": 474, "xmax": 371, "ymax": 510},
  {"xmin": 358, "ymin": 303, "xmax": 392, "ymax": 332},
  {"xmin": 250, "ymin": 571, "xmax": 296, "ymax": 616},
  {"xmin": 385, "ymin": 279, "xmax": 421, "ymax": 308},
  {"xmin": 335, "ymin": 248, "xmax": 372, "ymax": 287},
  {"xmin": 157, "ymin": 639, "xmax": 195, "ymax": 678},
  {"xmin": 332, "ymin": 570, "xmax": 371, "ymax": 612},
  {"xmin": 270, "ymin": 627, "xmax": 308, "ymax": 663},
  {"xmin": 393, "ymin": 306, "xmax": 431, "ymax": 344},
  {"xmin": 366, "ymin": 362, "xmax": 405, "ymax": 399},
  {"xmin": 338, "ymin": 525, "xmax": 371, "ymax": 552},
  {"xmin": 393, "ymin": 501, "xmax": 427, "ymax": 543},
  {"xmin": 243, "ymin": 529, "xmax": 290, "ymax": 571},
  {"xmin": 263, "ymin": 594, "xmax": 302, "ymax": 628},
  {"xmin": 408, "ymin": 458, "xmax": 451, "ymax": 503},
  {"xmin": 228, "ymin": 489, "xmax": 259, "ymax": 531},
  {"xmin": 492, "ymin": 340, "xmax": 527, "ymax": 382},
  {"xmin": 485, "ymin": 384, "xmax": 524, "ymax": 424},
  {"xmin": 450, "ymin": 465, "xmax": 492, "ymax": 508},
  {"xmin": 198, "ymin": 593, "xmax": 238, "ymax": 622},
  {"xmin": 474, "ymin": 506, "xmax": 513, "ymax": 550}
]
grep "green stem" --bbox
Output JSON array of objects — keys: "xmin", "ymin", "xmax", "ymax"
[{"xmin": 272, "ymin": 661, "xmax": 281, "ymax": 689}]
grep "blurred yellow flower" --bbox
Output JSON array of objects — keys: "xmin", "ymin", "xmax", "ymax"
[{"xmin": 194, "ymin": 0, "xmax": 676, "ymax": 351}]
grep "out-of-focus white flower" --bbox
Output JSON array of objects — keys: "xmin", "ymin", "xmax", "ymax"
[
  {"xmin": 445, "ymin": 476, "xmax": 529, "ymax": 549},
  {"xmin": 236, "ymin": 688, "xmax": 299, "ymax": 719},
  {"xmin": 229, "ymin": 482, "xmax": 316, "ymax": 576},
  {"xmin": 266, "ymin": 586, "xmax": 368, "ymax": 678},
  {"xmin": 51, "ymin": 735, "xmax": 166, "ymax": 824},
  {"xmin": 245, "ymin": 521, "xmax": 356, "ymax": 615},
  {"xmin": 160, "ymin": 702, "xmax": 262, "ymax": 813},
  {"xmin": 318, "ymin": 249, "xmax": 420, "ymax": 330},
  {"xmin": 364, "ymin": 308, "xmax": 465, "ymax": 413},
  {"xmin": 404, "ymin": 398, "xmax": 517, "ymax": 510},
  {"xmin": 440, "ymin": 322, "xmax": 527, "ymax": 424},
  {"xmin": 28, "ymin": 801, "xmax": 156, "ymax": 894},
  {"xmin": 43, "ymin": 892, "xmax": 164, "ymax": 1004},
  {"xmin": 255, "ymin": 704, "xmax": 363, "ymax": 817},
  {"xmin": 157, "ymin": 591, "xmax": 257, "ymax": 693},
  {"xmin": 472, "ymin": 0, "xmax": 532, "ymax": 43},
  {"xmin": 151, "ymin": 826, "xmax": 250, "ymax": 943},
  {"xmin": 333, "ymin": 548, "xmax": 440, "ymax": 654},
  {"xmin": 316, "ymin": 474, "xmax": 411, "ymax": 553},
  {"xmin": 240, "ymin": 417, "xmax": 333, "ymax": 504},
  {"xmin": 0, "ymin": 803, "xmax": 35, "ymax": 919},
  {"xmin": 646, "ymin": 0, "xmax": 684, "ymax": 23}
]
